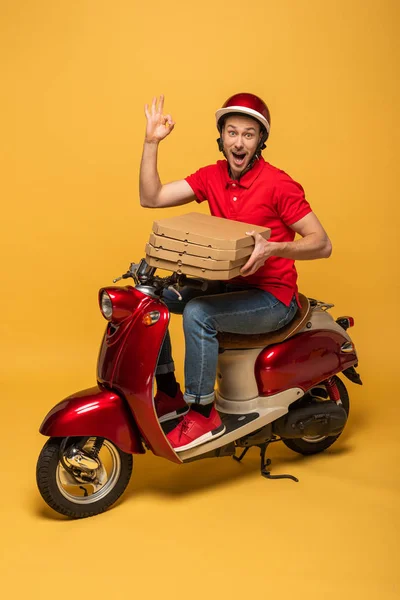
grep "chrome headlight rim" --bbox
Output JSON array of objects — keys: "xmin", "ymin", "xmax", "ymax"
[{"xmin": 100, "ymin": 291, "xmax": 113, "ymax": 320}]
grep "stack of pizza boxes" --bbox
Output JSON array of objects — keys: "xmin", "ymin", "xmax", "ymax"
[{"xmin": 145, "ymin": 212, "xmax": 271, "ymax": 280}]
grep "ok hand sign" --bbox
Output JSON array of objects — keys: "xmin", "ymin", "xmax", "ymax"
[{"xmin": 144, "ymin": 95, "xmax": 175, "ymax": 143}]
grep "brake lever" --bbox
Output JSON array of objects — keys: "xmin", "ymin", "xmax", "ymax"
[
  {"xmin": 113, "ymin": 273, "xmax": 131, "ymax": 283},
  {"xmin": 113, "ymin": 262, "xmax": 142, "ymax": 284},
  {"xmin": 167, "ymin": 285, "xmax": 183, "ymax": 301}
]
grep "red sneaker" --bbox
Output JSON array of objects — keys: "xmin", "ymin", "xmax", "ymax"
[
  {"xmin": 166, "ymin": 406, "xmax": 226, "ymax": 452},
  {"xmin": 154, "ymin": 384, "xmax": 189, "ymax": 423}
]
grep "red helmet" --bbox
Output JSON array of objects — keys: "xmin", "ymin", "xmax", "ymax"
[{"xmin": 215, "ymin": 93, "xmax": 271, "ymax": 136}]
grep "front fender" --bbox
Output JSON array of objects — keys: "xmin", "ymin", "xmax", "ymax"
[{"xmin": 39, "ymin": 386, "xmax": 144, "ymax": 454}]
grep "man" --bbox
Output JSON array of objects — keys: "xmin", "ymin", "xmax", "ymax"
[{"xmin": 139, "ymin": 93, "xmax": 331, "ymax": 452}]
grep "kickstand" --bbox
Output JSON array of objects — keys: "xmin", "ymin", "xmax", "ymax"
[
  {"xmin": 259, "ymin": 443, "xmax": 299, "ymax": 482},
  {"xmin": 232, "ymin": 447, "xmax": 250, "ymax": 463}
]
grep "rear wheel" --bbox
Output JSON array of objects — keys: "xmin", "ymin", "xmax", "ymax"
[
  {"xmin": 282, "ymin": 376, "xmax": 350, "ymax": 456},
  {"xmin": 36, "ymin": 437, "xmax": 133, "ymax": 518}
]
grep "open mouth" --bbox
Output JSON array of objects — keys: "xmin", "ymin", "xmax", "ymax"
[{"xmin": 231, "ymin": 152, "xmax": 247, "ymax": 166}]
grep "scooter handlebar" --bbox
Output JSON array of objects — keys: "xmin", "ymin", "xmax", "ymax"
[
  {"xmin": 118, "ymin": 260, "xmax": 209, "ymax": 293},
  {"xmin": 177, "ymin": 275, "xmax": 208, "ymax": 292}
]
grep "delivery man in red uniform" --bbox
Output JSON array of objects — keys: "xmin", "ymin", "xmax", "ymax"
[{"xmin": 139, "ymin": 93, "xmax": 332, "ymax": 452}]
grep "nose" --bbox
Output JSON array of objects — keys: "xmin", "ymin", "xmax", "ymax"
[{"xmin": 234, "ymin": 135, "xmax": 244, "ymax": 149}]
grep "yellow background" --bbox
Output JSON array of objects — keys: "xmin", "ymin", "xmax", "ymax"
[{"xmin": 1, "ymin": 0, "xmax": 399, "ymax": 598}]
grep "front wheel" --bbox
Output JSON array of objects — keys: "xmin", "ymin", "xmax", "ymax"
[
  {"xmin": 282, "ymin": 376, "xmax": 350, "ymax": 456},
  {"xmin": 36, "ymin": 437, "xmax": 133, "ymax": 518}
]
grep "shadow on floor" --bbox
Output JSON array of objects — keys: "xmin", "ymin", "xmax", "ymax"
[{"xmin": 32, "ymin": 427, "xmax": 357, "ymax": 521}]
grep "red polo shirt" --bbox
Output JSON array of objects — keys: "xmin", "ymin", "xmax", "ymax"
[{"xmin": 185, "ymin": 157, "xmax": 312, "ymax": 306}]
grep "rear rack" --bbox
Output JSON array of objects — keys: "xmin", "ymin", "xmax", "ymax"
[{"xmin": 308, "ymin": 298, "xmax": 335, "ymax": 311}]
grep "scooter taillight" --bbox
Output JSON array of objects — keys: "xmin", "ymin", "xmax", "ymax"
[{"xmin": 336, "ymin": 316, "xmax": 354, "ymax": 330}]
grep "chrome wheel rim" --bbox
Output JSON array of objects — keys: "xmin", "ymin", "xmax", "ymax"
[
  {"xmin": 56, "ymin": 439, "xmax": 121, "ymax": 505},
  {"xmin": 301, "ymin": 434, "xmax": 327, "ymax": 443}
]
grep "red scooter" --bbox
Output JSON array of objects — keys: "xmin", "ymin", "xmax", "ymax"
[{"xmin": 36, "ymin": 259, "xmax": 362, "ymax": 519}]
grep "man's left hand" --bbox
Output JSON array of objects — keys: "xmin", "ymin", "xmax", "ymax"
[{"xmin": 240, "ymin": 231, "xmax": 277, "ymax": 277}]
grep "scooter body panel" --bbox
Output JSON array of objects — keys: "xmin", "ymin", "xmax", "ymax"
[
  {"xmin": 97, "ymin": 287, "xmax": 153, "ymax": 382},
  {"xmin": 182, "ymin": 387, "xmax": 304, "ymax": 461},
  {"xmin": 39, "ymin": 386, "xmax": 144, "ymax": 455},
  {"xmin": 97, "ymin": 286, "xmax": 181, "ymax": 464},
  {"xmin": 255, "ymin": 329, "xmax": 358, "ymax": 395}
]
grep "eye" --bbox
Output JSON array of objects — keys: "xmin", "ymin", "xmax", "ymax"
[
  {"xmin": 245, "ymin": 133, "xmax": 254, "ymax": 139},
  {"xmin": 228, "ymin": 130, "xmax": 236, "ymax": 136}
]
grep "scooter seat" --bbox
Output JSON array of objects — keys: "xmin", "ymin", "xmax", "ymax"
[{"xmin": 217, "ymin": 293, "xmax": 311, "ymax": 350}]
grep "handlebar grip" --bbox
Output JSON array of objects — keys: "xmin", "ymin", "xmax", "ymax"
[{"xmin": 179, "ymin": 275, "xmax": 208, "ymax": 291}]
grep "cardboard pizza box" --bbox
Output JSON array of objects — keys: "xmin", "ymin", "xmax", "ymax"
[
  {"xmin": 148, "ymin": 232, "xmax": 254, "ymax": 261},
  {"xmin": 145, "ymin": 254, "xmax": 243, "ymax": 280},
  {"xmin": 152, "ymin": 213, "xmax": 270, "ymax": 251},
  {"xmin": 145, "ymin": 243, "xmax": 247, "ymax": 270}
]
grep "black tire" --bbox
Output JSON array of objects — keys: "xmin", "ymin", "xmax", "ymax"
[
  {"xmin": 282, "ymin": 376, "xmax": 350, "ymax": 456},
  {"xmin": 36, "ymin": 437, "xmax": 133, "ymax": 519}
]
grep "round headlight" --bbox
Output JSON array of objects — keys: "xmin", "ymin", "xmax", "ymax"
[{"xmin": 100, "ymin": 292, "xmax": 113, "ymax": 320}]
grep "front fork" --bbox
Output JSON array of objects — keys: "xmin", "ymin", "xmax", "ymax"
[{"xmin": 59, "ymin": 437, "xmax": 105, "ymax": 486}]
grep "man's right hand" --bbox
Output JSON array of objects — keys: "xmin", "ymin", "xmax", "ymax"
[
  {"xmin": 140, "ymin": 95, "xmax": 195, "ymax": 208},
  {"xmin": 144, "ymin": 95, "xmax": 175, "ymax": 143}
]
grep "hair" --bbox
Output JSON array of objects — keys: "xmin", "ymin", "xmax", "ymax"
[{"xmin": 218, "ymin": 112, "xmax": 265, "ymax": 136}]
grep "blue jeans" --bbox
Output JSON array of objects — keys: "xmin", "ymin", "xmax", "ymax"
[{"xmin": 157, "ymin": 282, "xmax": 298, "ymax": 405}]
